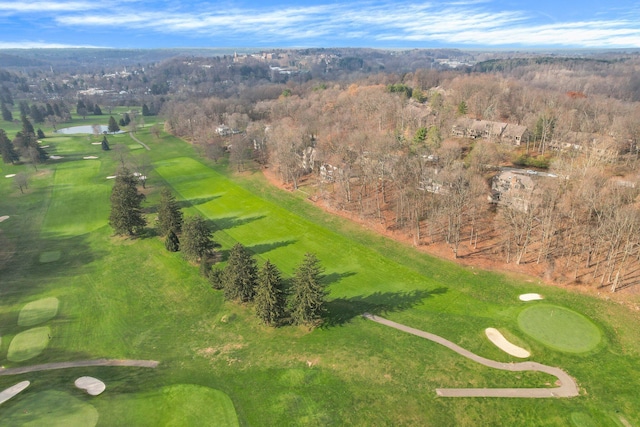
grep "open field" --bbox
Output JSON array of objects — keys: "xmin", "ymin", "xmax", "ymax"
[{"xmin": 1, "ymin": 118, "xmax": 640, "ymax": 425}]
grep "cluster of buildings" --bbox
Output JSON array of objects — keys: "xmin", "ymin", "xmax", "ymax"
[{"xmin": 451, "ymin": 118, "xmax": 530, "ymax": 145}]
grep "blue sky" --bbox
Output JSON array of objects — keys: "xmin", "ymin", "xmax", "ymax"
[{"xmin": 0, "ymin": 0, "xmax": 639, "ymax": 49}]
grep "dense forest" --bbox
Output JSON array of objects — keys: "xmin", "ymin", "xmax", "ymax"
[{"xmin": 159, "ymin": 53, "xmax": 640, "ymax": 294}]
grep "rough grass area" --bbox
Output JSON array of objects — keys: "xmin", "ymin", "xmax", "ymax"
[
  {"xmin": 18, "ymin": 297, "xmax": 59, "ymax": 327},
  {"xmin": 7, "ymin": 327, "xmax": 51, "ymax": 362},
  {"xmin": 0, "ymin": 390, "xmax": 98, "ymax": 427},
  {"xmin": 38, "ymin": 251, "xmax": 61, "ymax": 263},
  {"xmin": 518, "ymin": 305, "xmax": 602, "ymax": 353},
  {"xmin": 100, "ymin": 384, "xmax": 239, "ymax": 426}
]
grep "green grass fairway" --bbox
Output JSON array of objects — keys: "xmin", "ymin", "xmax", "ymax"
[
  {"xmin": 0, "ymin": 390, "xmax": 98, "ymax": 427},
  {"xmin": 7, "ymin": 327, "xmax": 51, "ymax": 362},
  {"xmin": 518, "ymin": 305, "xmax": 602, "ymax": 353},
  {"xmin": 101, "ymin": 384, "xmax": 239, "ymax": 426},
  {"xmin": 18, "ymin": 297, "xmax": 59, "ymax": 327},
  {"xmin": 41, "ymin": 160, "xmax": 110, "ymax": 237}
]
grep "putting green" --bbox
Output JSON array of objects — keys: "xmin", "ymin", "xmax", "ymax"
[
  {"xmin": 7, "ymin": 326, "xmax": 51, "ymax": 362},
  {"xmin": 518, "ymin": 305, "xmax": 601, "ymax": 353},
  {"xmin": 0, "ymin": 390, "xmax": 98, "ymax": 427},
  {"xmin": 104, "ymin": 384, "xmax": 239, "ymax": 426},
  {"xmin": 39, "ymin": 251, "xmax": 61, "ymax": 263},
  {"xmin": 18, "ymin": 297, "xmax": 59, "ymax": 327}
]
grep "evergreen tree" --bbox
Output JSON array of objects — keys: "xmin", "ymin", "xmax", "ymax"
[
  {"xmin": 122, "ymin": 112, "xmax": 131, "ymax": 125},
  {"xmin": 165, "ymin": 229, "xmax": 180, "ymax": 252},
  {"xmin": 457, "ymin": 100, "xmax": 468, "ymax": 116},
  {"xmin": 181, "ymin": 215, "xmax": 214, "ymax": 262},
  {"xmin": 157, "ymin": 187, "xmax": 183, "ymax": 236},
  {"xmin": 142, "ymin": 103, "xmax": 151, "ymax": 116},
  {"xmin": 109, "ymin": 167, "xmax": 146, "ymax": 236},
  {"xmin": 19, "ymin": 101, "xmax": 29, "ymax": 117},
  {"xmin": 1, "ymin": 103, "xmax": 12, "ymax": 121},
  {"xmin": 101, "ymin": 135, "xmax": 110, "ymax": 151},
  {"xmin": 21, "ymin": 115, "xmax": 34, "ymax": 135},
  {"xmin": 289, "ymin": 253, "xmax": 326, "ymax": 327},
  {"xmin": 94, "ymin": 105, "xmax": 103, "ymax": 115},
  {"xmin": 45, "ymin": 103, "xmax": 55, "ymax": 117},
  {"xmin": 0, "ymin": 129, "xmax": 19, "ymax": 164},
  {"xmin": 108, "ymin": 115, "xmax": 120, "ymax": 133},
  {"xmin": 29, "ymin": 104, "xmax": 44, "ymax": 123},
  {"xmin": 255, "ymin": 260, "xmax": 286, "ymax": 326},
  {"xmin": 209, "ymin": 267, "xmax": 225, "ymax": 290},
  {"xmin": 223, "ymin": 243, "xmax": 258, "ymax": 303},
  {"xmin": 37, "ymin": 129, "xmax": 45, "ymax": 139}
]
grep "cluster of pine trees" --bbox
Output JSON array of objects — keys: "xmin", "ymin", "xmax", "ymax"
[
  {"xmin": 210, "ymin": 246, "xmax": 327, "ymax": 328},
  {"xmin": 125, "ymin": 185, "xmax": 328, "ymax": 328},
  {"xmin": 0, "ymin": 115, "xmax": 48, "ymax": 167}
]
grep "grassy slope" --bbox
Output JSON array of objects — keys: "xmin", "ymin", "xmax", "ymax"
[{"xmin": 0, "ymin": 120, "xmax": 638, "ymax": 426}]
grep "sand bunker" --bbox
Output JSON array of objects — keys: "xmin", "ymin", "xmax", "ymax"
[
  {"xmin": 0, "ymin": 216, "xmax": 9, "ymax": 223},
  {"xmin": 91, "ymin": 142, "xmax": 102, "ymax": 145},
  {"xmin": 519, "ymin": 293, "xmax": 544, "ymax": 301},
  {"xmin": 40, "ymin": 145, "xmax": 50, "ymax": 148},
  {"xmin": 75, "ymin": 376, "xmax": 106, "ymax": 396},
  {"xmin": 83, "ymin": 156, "xmax": 99, "ymax": 159},
  {"xmin": 5, "ymin": 174, "xmax": 16, "ymax": 178},
  {"xmin": 0, "ymin": 381, "xmax": 30, "ymax": 405},
  {"xmin": 485, "ymin": 328, "xmax": 530, "ymax": 358},
  {"xmin": 49, "ymin": 155, "xmax": 64, "ymax": 160},
  {"xmin": 106, "ymin": 176, "xmax": 117, "ymax": 179}
]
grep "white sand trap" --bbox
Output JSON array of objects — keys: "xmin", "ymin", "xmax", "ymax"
[
  {"xmin": 106, "ymin": 175, "xmax": 117, "ymax": 179},
  {"xmin": 75, "ymin": 376, "xmax": 106, "ymax": 396},
  {"xmin": 49, "ymin": 155, "xmax": 64, "ymax": 160},
  {"xmin": 40, "ymin": 145, "xmax": 50, "ymax": 148},
  {"xmin": 5, "ymin": 174, "xmax": 16, "ymax": 178},
  {"xmin": 519, "ymin": 293, "xmax": 544, "ymax": 301},
  {"xmin": 83, "ymin": 156, "xmax": 99, "ymax": 159},
  {"xmin": 0, "ymin": 216, "xmax": 9, "ymax": 223},
  {"xmin": 0, "ymin": 381, "xmax": 30, "ymax": 405},
  {"xmin": 485, "ymin": 328, "xmax": 530, "ymax": 358},
  {"xmin": 91, "ymin": 142, "xmax": 102, "ymax": 145}
]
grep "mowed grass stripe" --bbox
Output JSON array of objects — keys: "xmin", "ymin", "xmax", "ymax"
[
  {"xmin": 156, "ymin": 158, "xmax": 438, "ymax": 294},
  {"xmin": 41, "ymin": 160, "xmax": 110, "ymax": 237}
]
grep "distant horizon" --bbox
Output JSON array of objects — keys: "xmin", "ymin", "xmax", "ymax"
[{"xmin": 0, "ymin": 1, "xmax": 639, "ymax": 50}]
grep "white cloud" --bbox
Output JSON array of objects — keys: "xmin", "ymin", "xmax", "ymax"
[
  {"xmin": 15, "ymin": 1, "xmax": 640, "ymax": 47},
  {"xmin": 0, "ymin": 41, "xmax": 107, "ymax": 49},
  {"xmin": 0, "ymin": 1, "xmax": 98, "ymax": 13}
]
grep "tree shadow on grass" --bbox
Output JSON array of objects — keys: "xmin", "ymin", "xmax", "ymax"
[
  {"xmin": 210, "ymin": 215, "xmax": 266, "ymax": 232},
  {"xmin": 246, "ymin": 240, "xmax": 297, "ymax": 256},
  {"xmin": 0, "ymin": 234, "xmax": 105, "ymax": 306},
  {"xmin": 322, "ymin": 271, "xmax": 357, "ymax": 286},
  {"xmin": 323, "ymin": 287, "xmax": 447, "ymax": 328},
  {"xmin": 176, "ymin": 195, "xmax": 221, "ymax": 210}
]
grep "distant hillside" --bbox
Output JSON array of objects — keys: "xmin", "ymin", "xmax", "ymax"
[{"xmin": 0, "ymin": 53, "xmax": 49, "ymax": 68}]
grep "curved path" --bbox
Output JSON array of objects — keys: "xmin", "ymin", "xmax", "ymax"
[
  {"xmin": 129, "ymin": 132, "xmax": 150, "ymax": 150},
  {"xmin": 0, "ymin": 359, "xmax": 159, "ymax": 376},
  {"xmin": 362, "ymin": 313, "xmax": 579, "ymax": 398}
]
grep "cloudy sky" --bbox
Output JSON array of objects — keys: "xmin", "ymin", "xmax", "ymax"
[{"xmin": 0, "ymin": 0, "xmax": 639, "ymax": 49}]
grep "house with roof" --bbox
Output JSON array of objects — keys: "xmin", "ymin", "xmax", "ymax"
[{"xmin": 451, "ymin": 118, "xmax": 530, "ymax": 146}]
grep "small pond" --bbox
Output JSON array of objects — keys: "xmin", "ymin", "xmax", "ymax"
[{"xmin": 55, "ymin": 125, "xmax": 124, "ymax": 135}]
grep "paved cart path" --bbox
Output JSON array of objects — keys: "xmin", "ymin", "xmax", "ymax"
[
  {"xmin": 130, "ymin": 132, "xmax": 150, "ymax": 150},
  {"xmin": 0, "ymin": 359, "xmax": 159, "ymax": 376},
  {"xmin": 363, "ymin": 313, "xmax": 579, "ymax": 398}
]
